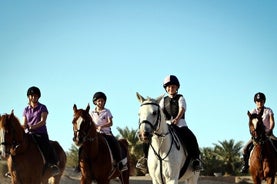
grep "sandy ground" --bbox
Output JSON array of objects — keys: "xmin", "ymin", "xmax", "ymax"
[
  {"xmin": 0, "ymin": 167, "xmax": 238, "ymax": 184},
  {"xmin": 0, "ymin": 161, "xmax": 260, "ymax": 184}
]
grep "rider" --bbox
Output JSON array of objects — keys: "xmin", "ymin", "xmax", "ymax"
[
  {"xmin": 22, "ymin": 86, "xmax": 60, "ymax": 176},
  {"xmin": 136, "ymin": 75, "xmax": 203, "ymax": 172},
  {"xmin": 90, "ymin": 91, "xmax": 127, "ymax": 172},
  {"xmin": 240, "ymin": 92, "xmax": 275, "ymax": 173}
]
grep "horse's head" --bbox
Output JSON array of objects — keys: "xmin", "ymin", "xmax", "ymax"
[
  {"xmin": 136, "ymin": 92, "xmax": 164, "ymax": 142},
  {"xmin": 0, "ymin": 110, "xmax": 24, "ymax": 158},
  {"xmin": 248, "ymin": 111, "xmax": 266, "ymax": 143},
  {"xmin": 72, "ymin": 104, "xmax": 96, "ymax": 146}
]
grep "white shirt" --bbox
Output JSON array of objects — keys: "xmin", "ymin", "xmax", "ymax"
[
  {"xmin": 251, "ymin": 106, "xmax": 274, "ymax": 133},
  {"xmin": 90, "ymin": 108, "xmax": 113, "ymax": 134}
]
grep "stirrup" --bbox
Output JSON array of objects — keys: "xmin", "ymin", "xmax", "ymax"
[
  {"xmin": 118, "ymin": 157, "xmax": 128, "ymax": 171},
  {"xmin": 192, "ymin": 159, "xmax": 204, "ymax": 171},
  {"xmin": 240, "ymin": 165, "xmax": 249, "ymax": 173},
  {"xmin": 47, "ymin": 164, "xmax": 60, "ymax": 176}
]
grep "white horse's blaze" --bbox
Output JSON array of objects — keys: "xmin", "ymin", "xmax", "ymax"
[
  {"xmin": 76, "ymin": 116, "xmax": 84, "ymax": 138},
  {"xmin": 136, "ymin": 92, "xmax": 199, "ymax": 184},
  {"xmin": 0, "ymin": 128, "xmax": 4, "ymax": 157},
  {"xmin": 252, "ymin": 118, "xmax": 258, "ymax": 129}
]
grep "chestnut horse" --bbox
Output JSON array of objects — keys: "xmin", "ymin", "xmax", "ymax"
[
  {"xmin": 248, "ymin": 111, "xmax": 277, "ymax": 184},
  {"xmin": 72, "ymin": 104, "xmax": 129, "ymax": 184},
  {"xmin": 136, "ymin": 93, "xmax": 199, "ymax": 184},
  {"xmin": 0, "ymin": 111, "xmax": 66, "ymax": 184}
]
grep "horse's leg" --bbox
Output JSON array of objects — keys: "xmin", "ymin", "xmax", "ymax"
[
  {"xmin": 252, "ymin": 177, "xmax": 261, "ymax": 184},
  {"xmin": 50, "ymin": 175, "xmax": 62, "ymax": 184},
  {"xmin": 119, "ymin": 170, "xmax": 129, "ymax": 184},
  {"xmin": 265, "ymin": 177, "xmax": 275, "ymax": 184}
]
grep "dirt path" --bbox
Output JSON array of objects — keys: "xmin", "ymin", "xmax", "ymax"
[{"xmin": 0, "ymin": 168, "xmax": 236, "ymax": 184}]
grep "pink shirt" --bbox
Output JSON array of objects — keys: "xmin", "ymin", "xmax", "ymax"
[{"xmin": 251, "ymin": 107, "xmax": 274, "ymax": 132}]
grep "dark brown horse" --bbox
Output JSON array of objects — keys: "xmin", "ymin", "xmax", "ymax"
[
  {"xmin": 248, "ymin": 111, "xmax": 277, "ymax": 184},
  {"xmin": 72, "ymin": 104, "xmax": 129, "ymax": 184},
  {"xmin": 0, "ymin": 111, "xmax": 66, "ymax": 184}
]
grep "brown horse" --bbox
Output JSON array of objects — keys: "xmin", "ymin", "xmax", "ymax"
[
  {"xmin": 72, "ymin": 104, "xmax": 129, "ymax": 184},
  {"xmin": 248, "ymin": 111, "xmax": 277, "ymax": 184},
  {"xmin": 0, "ymin": 111, "xmax": 66, "ymax": 184}
]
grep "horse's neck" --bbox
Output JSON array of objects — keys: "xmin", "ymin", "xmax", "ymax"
[{"xmin": 152, "ymin": 118, "xmax": 172, "ymax": 149}]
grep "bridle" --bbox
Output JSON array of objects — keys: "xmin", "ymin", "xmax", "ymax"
[
  {"xmin": 138, "ymin": 101, "xmax": 174, "ymax": 184},
  {"xmin": 250, "ymin": 115, "xmax": 267, "ymax": 145},
  {"xmin": 73, "ymin": 114, "xmax": 96, "ymax": 143},
  {"xmin": 0, "ymin": 114, "xmax": 23, "ymax": 156},
  {"xmin": 138, "ymin": 102, "xmax": 163, "ymax": 136}
]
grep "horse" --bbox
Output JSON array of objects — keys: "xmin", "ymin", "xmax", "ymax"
[
  {"xmin": 248, "ymin": 111, "xmax": 277, "ymax": 184},
  {"xmin": 72, "ymin": 104, "xmax": 129, "ymax": 184},
  {"xmin": 136, "ymin": 92, "xmax": 199, "ymax": 184},
  {"xmin": 0, "ymin": 110, "xmax": 66, "ymax": 184}
]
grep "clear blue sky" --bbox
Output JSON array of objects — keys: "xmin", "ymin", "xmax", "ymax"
[{"xmin": 1, "ymin": 1, "xmax": 276, "ymax": 152}]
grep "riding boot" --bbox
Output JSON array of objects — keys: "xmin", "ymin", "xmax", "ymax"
[
  {"xmin": 240, "ymin": 153, "xmax": 249, "ymax": 173},
  {"xmin": 118, "ymin": 158, "xmax": 128, "ymax": 172}
]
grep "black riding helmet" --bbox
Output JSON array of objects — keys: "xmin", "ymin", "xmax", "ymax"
[
  {"xmin": 163, "ymin": 75, "xmax": 180, "ymax": 89},
  {"xmin": 254, "ymin": 92, "xmax": 266, "ymax": 103},
  {"xmin": 27, "ymin": 86, "xmax": 41, "ymax": 98},
  {"xmin": 93, "ymin": 92, "xmax": 107, "ymax": 105}
]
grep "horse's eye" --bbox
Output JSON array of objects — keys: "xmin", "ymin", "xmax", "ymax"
[{"xmin": 153, "ymin": 111, "xmax": 157, "ymax": 116}]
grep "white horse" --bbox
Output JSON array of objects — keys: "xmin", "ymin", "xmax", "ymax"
[{"xmin": 136, "ymin": 92, "xmax": 200, "ymax": 184}]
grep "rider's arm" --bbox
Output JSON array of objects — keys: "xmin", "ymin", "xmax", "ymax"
[
  {"xmin": 269, "ymin": 114, "xmax": 275, "ymax": 131},
  {"xmin": 29, "ymin": 112, "xmax": 48, "ymax": 131}
]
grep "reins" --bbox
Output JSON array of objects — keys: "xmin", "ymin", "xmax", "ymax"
[{"xmin": 139, "ymin": 101, "xmax": 176, "ymax": 184}]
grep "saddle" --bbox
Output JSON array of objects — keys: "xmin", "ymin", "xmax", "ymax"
[
  {"xmin": 101, "ymin": 134, "xmax": 128, "ymax": 170},
  {"xmin": 168, "ymin": 125, "xmax": 191, "ymax": 179}
]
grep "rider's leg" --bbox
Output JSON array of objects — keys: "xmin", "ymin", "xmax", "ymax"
[
  {"xmin": 240, "ymin": 139, "xmax": 253, "ymax": 173},
  {"xmin": 136, "ymin": 143, "xmax": 149, "ymax": 173},
  {"xmin": 33, "ymin": 134, "xmax": 60, "ymax": 176},
  {"xmin": 104, "ymin": 134, "xmax": 127, "ymax": 171},
  {"xmin": 178, "ymin": 126, "xmax": 203, "ymax": 171}
]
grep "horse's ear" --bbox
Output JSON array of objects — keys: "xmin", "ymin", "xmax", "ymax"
[
  {"xmin": 156, "ymin": 94, "xmax": 165, "ymax": 103},
  {"xmin": 136, "ymin": 92, "xmax": 145, "ymax": 103},
  {"xmin": 86, "ymin": 103, "xmax": 90, "ymax": 112},
  {"xmin": 11, "ymin": 109, "xmax": 14, "ymax": 115},
  {"xmin": 73, "ymin": 104, "xmax": 77, "ymax": 113},
  {"xmin": 247, "ymin": 111, "xmax": 251, "ymax": 118}
]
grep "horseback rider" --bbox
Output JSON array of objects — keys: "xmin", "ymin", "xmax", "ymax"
[
  {"xmin": 136, "ymin": 75, "xmax": 203, "ymax": 172},
  {"xmin": 240, "ymin": 92, "xmax": 276, "ymax": 173},
  {"xmin": 23, "ymin": 86, "xmax": 60, "ymax": 176},
  {"xmin": 90, "ymin": 91, "xmax": 127, "ymax": 172}
]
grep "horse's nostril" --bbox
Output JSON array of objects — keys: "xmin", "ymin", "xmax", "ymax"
[{"xmin": 144, "ymin": 132, "xmax": 150, "ymax": 137}]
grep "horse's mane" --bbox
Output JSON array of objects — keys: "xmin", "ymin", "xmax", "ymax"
[{"xmin": 0, "ymin": 112, "xmax": 25, "ymax": 141}]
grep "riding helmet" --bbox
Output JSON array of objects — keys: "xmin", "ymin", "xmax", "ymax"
[
  {"xmin": 163, "ymin": 75, "xmax": 180, "ymax": 89},
  {"xmin": 254, "ymin": 92, "xmax": 266, "ymax": 103},
  {"xmin": 93, "ymin": 92, "xmax": 107, "ymax": 104},
  {"xmin": 27, "ymin": 86, "xmax": 41, "ymax": 98}
]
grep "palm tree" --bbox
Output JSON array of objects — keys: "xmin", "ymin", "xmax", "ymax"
[
  {"xmin": 117, "ymin": 126, "xmax": 144, "ymax": 175},
  {"xmin": 212, "ymin": 139, "xmax": 243, "ymax": 175},
  {"xmin": 201, "ymin": 147, "xmax": 224, "ymax": 176},
  {"xmin": 116, "ymin": 126, "xmax": 143, "ymax": 157}
]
